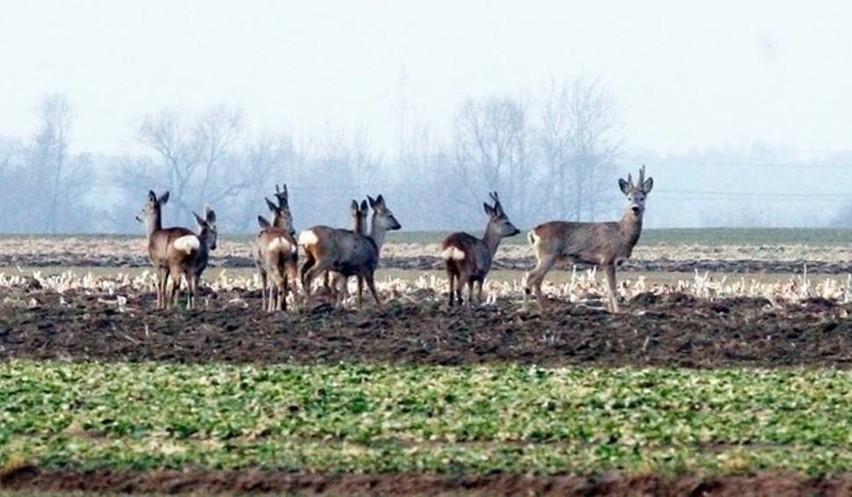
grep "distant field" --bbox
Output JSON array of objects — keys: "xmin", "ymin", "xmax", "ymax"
[
  {"xmin": 391, "ymin": 228, "xmax": 852, "ymax": 247},
  {"xmin": 3, "ymin": 227, "xmax": 851, "ymax": 247}
]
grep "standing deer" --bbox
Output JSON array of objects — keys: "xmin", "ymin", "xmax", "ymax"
[
  {"xmin": 187, "ymin": 206, "xmax": 217, "ymax": 306},
  {"xmin": 136, "ymin": 190, "xmax": 207, "ymax": 310},
  {"xmin": 255, "ymin": 186, "xmax": 299, "ymax": 312},
  {"xmin": 441, "ymin": 192, "xmax": 520, "ymax": 307},
  {"xmin": 524, "ymin": 165, "xmax": 654, "ymax": 313},
  {"xmin": 327, "ymin": 199, "xmax": 369, "ymax": 307},
  {"xmin": 298, "ymin": 194, "xmax": 401, "ymax": 309}
]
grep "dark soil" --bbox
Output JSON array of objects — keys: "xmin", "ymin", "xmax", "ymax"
[
  {"xmin": 4, "ymin": 284, "xmax": 852, "ymax": 495},
  {"xmin": 2, "ymin": 286, "xmax": 851, "ymax": 369},
  {"xmin": 2, "ymin": 465, "xmax": 852, "ymax": 496}
]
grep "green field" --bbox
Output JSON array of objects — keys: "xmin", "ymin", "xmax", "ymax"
[{"xmin": 3, "ymin": 361, "xmax": 852, "ymax": 476}]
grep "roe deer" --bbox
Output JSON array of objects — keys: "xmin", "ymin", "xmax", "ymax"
[
  {"xmin": 524, "ymin": 165, "xmax": 654, "ymax": 313},
  {"xmin": 298, "ymin": 194, "xmax": 401, "ymax": 309},
  {"xmin": 441, "ymin": 192, "xmax": 520, "ymax": 307},
  {"xmin": 326, "ymin": 199, "xmax": 369, "ymax": 307},
  {"xmin": 187, "ymin": 206, "xmax": 217, "ymax": 306},
  {"xmin": 136, "ymin": 190, "xmax": 207, "ymax": 310},
  {"xmin": 255, "ymin": 191, "xmax": 299, "ymax": 312}
]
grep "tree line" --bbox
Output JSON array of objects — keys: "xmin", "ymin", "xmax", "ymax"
[{"xmin": 0, "ymin": 79, "xmax": 632, "ymax": 234}]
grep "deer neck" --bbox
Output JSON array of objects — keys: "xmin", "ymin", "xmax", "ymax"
[
  {"xmin": 618, "ymin": 210, "xmax": 644, "ymax": 248},
  {"xmin": 146, "ymin": 210, "xmax": 163, "ymax": 238},
  {"xmin": 482, "ymin": 225, "xmax": 504, "ymax": 259},
  {"xmin": 369, "ymin": 216, "xmax": 388, "ymax": 254}
]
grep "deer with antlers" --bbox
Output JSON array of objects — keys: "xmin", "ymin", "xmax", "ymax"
[
  {"xmin": 524, "ymin": 165, "xmax": 654, "ymax": 313},
  {"xmin": 137, "ymin": 191, "xmax": 215, "ymax": 310},
  {"xmin": 298, "ymin": 194, "xmax": 401, "ymax": 309},
  {"xmin": 254, "ymin": 184, "xmax": 299, "ymax": 312},
  {"xmin": 441, "ymin": 192, "xmax": 520, "ymax": 307}
]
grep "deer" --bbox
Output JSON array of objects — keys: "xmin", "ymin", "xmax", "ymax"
[
  {"xmin": 136, "ymin": 190, "xmax": 209, "ymax": 310},
  {"xmin": 524, "ymin": 165, "xmax": 654, "ymax": 313},
  {"xmin": 441, "ymin": 191, "xmax": 520, "ymax": 307},
  {"xmin": 254, "ymin": 184, "xmax": 299, "ymax": 312},
  {"xmin": 326, "ymin": 199, "xmax": 369, "ymax": 307},
  {"xmin": 188, "ymin": 205, "xmax": 218, "ymax": 306},
  {"xmin": 298, "ymin": 194, "xmax": 401, "ymax": 309}
]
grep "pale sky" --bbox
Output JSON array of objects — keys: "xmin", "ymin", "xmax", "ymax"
[{"xmin": 2, "ymin": 1, "xmax": 851, "ymax": 157}]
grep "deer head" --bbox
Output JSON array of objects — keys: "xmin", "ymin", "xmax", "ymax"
[
  {"xmin": 484, "ymin": 191, "xmax": 520, "ymax": 238},
  {"xmin": 264, "ymin": 197, "xmax": 295, "ymax": 235},
  {"xmin": 193, "ymin": 206, "xmax": 217, "ymax": 251},
  {"xmin": 136, "ymin": 190, "xmax": 170, "ymax": 231},
  {"xmin": 367, "ymin": 194, "xmax": 401, "ymax": 231},
  {"xmin": 618, "ymin": 165, "xmax": 654, "ymax": 217}
]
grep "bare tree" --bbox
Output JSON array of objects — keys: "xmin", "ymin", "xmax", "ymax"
[
  {"xmin": 535, "ymin": 78, "xmax": 623, "ymax": 221},
  {"xmin": 13, "ymin": 94, "xmax": 95, "ymax": 233},
  {"xmin": 128, "ymin": 104, "xmax": 246, "ymax": 225},
  {"xmin": 451, "ymin": 96, "xmax": 532, "ymax": 226},
  {"xmin": 294, "ymin": 128, "xmax": 383, "ymax": 228}
]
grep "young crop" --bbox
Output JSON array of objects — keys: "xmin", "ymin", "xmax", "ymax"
[{"xmin": 2, "ymin": 361, "xmax": 852, "ymax": 476}]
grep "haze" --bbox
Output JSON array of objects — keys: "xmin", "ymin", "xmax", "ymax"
[{"xmin": 2, "ymin": 1, "xmax": 852, "ymax": 231}]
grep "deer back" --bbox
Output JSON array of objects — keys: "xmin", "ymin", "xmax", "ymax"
[
  {"xmin": 299, "ymin": 225, "xmax": 379, "ymax": 276},
  {"xmin": 442, "ymin": 191, "xmax": 519, "ymax": 277}
]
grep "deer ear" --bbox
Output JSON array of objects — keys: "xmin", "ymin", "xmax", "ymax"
[
  {"xmin": 159, "ymin": 191, "xmax": 170, "ymax": 205},
  {"xmin": 618, "ymin": 179, "xmax": 630, "ymax": 195},
  {"xmin": 376, "ymin": 194, "xmax": 385, "ymax": 206},
  {"xmin": 360, "ymin": 200, "xmax": 368, "ymax": 212},
  {"xmin": 193, "ymin": 211, "xmax": 204, "ymax": 226},
  {"xmin": 483, "ymin": 202, "xmax": 495, "ymax": 216},
  {"xmin": 257, "ymin": 215, "xmax": 270, "ymax": 229},
  {"xmin": 350, "ymin": 200, "xmax": 359, "ymax": 212},
  {"xmin": 148, "ymin": 190, "xmax": 157, "ymax": 202},
  {"xmin": 367, "ymin": 195, "xmax": 377, "ymax": 208},
  {"xmin": 642, "ymin": 177, "xmax": 654, "ymax": 194},
  {"xmin": 206, "ymin": 207, "xmax": 216, "ymax": 223},
  {"xmin": 265, "ymin": 198, "xmax": 277, "ymax": 212}
]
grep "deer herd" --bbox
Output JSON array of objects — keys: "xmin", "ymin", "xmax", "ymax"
[{"xmin": 137, "ymin": 165, "xmax": 653, "ymax": 314}]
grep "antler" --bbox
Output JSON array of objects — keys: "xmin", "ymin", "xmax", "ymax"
[
  {"xmin": 489, "ymin": 191, "xmax": 505, "ymax": 215},
  {"xmin": 274, "ymin": 184, "xmax": 289, "ymax": 208},
  {"xmin": 637, "ymin": 165, "xmax": 645, "ymax": 188}
]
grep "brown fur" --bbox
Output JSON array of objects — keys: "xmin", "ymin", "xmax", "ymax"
[
  {"xmin": 525, "ymin": 166, "xmax": 654, "ymax": 313},
  {"xmin": 137, "ymin": 191, "xmax": 206, "ymax": 310},
  {"xmin": 441, "ymin": 192, "xmax": 519, "ymax": 307}
]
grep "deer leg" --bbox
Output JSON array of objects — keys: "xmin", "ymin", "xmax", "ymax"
[
  {"xmin": 446, "ymin": 268, "xmax": 455, "ymax": 307},
  {"xmin": 186, "ymin": 272, "xmax": 197, "ymax": 310},
  {"xmin": 356, "ymin": 275, "xmax": 364, "ymax": 309},
  {"xmin": 167, "ymin": 270, "xmax": 181, "ymax": 309},
  {"xmin": 302, "ymin": 259, "xmax": 334, "ymax": 302},
  {"xmin": 299, "ymin": 256, "xmax": 316, "ymax": 288},
  {"xmin": 287, "ymin": 261, "xmax": 300, "ymax": 310},
  {"xmin": 156, "ymin": 267, "xmax": 168, "ymax": 309},
  {"xmin": 466, "ymin": 276, "xmax": 475, "ymax": 308},
  {"xmin": 364, "ymin": 272, "xmax": 382, "ymax": 310},
  {"xmin": 525, "ymin": 254, "xmax": 558, "ymax": 312},
  {"xmin": 281, "ymin": 275, "xmax": 289, "ymax": 312},
  {"xmin": 259, "ymin": 269, "xmax": 268, "ymax": 311},
  {"xmin": 277, "ymin": 279, "xmax": 285, "ymax": 311},
  {"xmin": 475, "ymin": 280, "xmax": 484, "ymax": 304},
  {"xmin": 604, "ymin": 264, "xmax": 620, "ymax": 313}
]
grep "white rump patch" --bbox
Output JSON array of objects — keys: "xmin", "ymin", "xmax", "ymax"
[
  {"xmin": 297, "ymin": 229, "xmax": 319, "ymax": 247},
  {"xmin": 268, "ymin": 237, "xmax": 292, "ymax": 254},
  {"xmin": 527, "ymin": 231, "xmax": 540, "ymax": 246},
  {"xmin": 173, "ymin": 235, "xmax": 200, "ymax": 254},
  {"xmin": 441, "ymin": 247, "xmax": 466, "ymax": 261}
]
